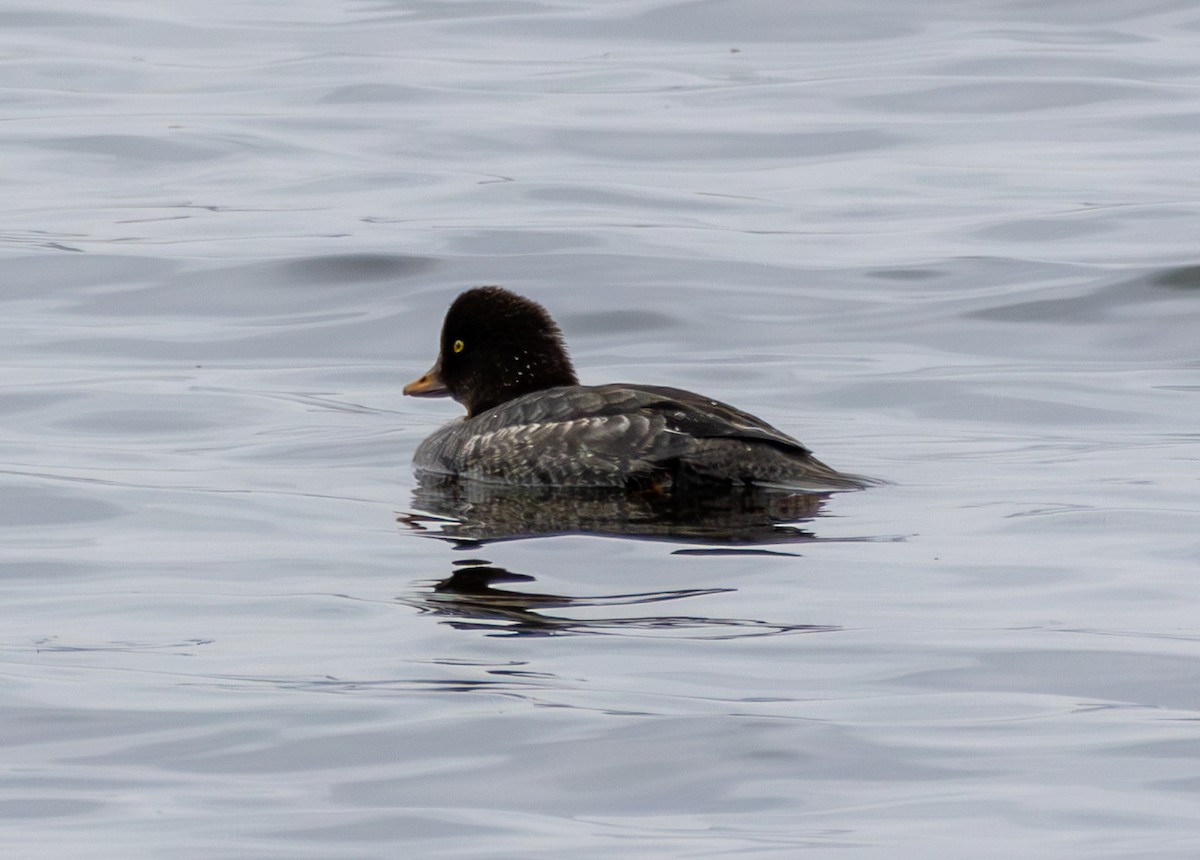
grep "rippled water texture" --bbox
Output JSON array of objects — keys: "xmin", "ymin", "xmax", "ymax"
[{"xmin": 3, "ymin": 0, "xmax": 1199, "ymax": 857}]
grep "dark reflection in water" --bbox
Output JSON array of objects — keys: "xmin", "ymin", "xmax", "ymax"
[
  {"xmin": 397, "ymin": 475, "xmax": 870, "ymax": 638},
  {"xmin": 399, "ymin": 562, "xmax": 840, "ymax": 639},
  {"xmin": 402, "ymin": 473, "xmax": 843, "ymax": 549}
]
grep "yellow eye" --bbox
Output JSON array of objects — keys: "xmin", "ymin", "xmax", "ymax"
[{"xmin": 453, "ymin": 339, "xmax": 464, "ymax": 354}]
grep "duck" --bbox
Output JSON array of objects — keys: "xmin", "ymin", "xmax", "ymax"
[{"xmin": 404, "ymin": 286, "xmax": 873, "ymax": 492}]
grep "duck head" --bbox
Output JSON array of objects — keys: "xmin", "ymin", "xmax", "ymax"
[{"xmin": 404, "ymin": 286, "xmax": 580, "ymax": 417}]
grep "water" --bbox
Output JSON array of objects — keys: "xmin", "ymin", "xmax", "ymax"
[{"xmin": 3, "ymin": 0, "xmax": 1199, "ymax": 857}]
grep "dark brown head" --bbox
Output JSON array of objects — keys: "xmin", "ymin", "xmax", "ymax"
[{"xmin": 404, "ymin": 286, "xmax": 579, "ymax": 417}]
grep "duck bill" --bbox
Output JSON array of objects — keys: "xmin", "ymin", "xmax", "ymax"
[{"xmin": 403, "ymin": 361, "xmax": 450, "ymax": 398}]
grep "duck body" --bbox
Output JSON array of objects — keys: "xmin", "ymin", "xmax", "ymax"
[
  {"xmin": 405, "ymin": 287, "xmax": 873, "ymax": 492},
  {"xmin": 413, "ymin": 382, "xmax": 869, "ymax": 491}
]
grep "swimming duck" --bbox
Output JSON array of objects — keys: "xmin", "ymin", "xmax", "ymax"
[{"xmin": 404, "ymin": 286, "xmax": 872, "ymax": 491}]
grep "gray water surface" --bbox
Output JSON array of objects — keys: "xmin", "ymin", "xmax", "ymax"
[{"xmin": 3, "ymin": 0, "xmax": 1199, "ymax": 857}]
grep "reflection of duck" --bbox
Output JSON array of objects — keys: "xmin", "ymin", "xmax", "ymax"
[
  {"xmin": 404, "ymin": 286, "xmax": 874, "ymax": 492},
  {"xmin": 400, "ymin": 562, "xmax": 839, "ymax": 639},
  {"xmin": 405, "ymin": 472, "xmax": 828, "ymax": 546}
]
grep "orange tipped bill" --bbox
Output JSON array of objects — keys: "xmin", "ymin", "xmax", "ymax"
[{"xmin": 403, "ymin": 362, "xmax": 450, "ymax": 397}]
